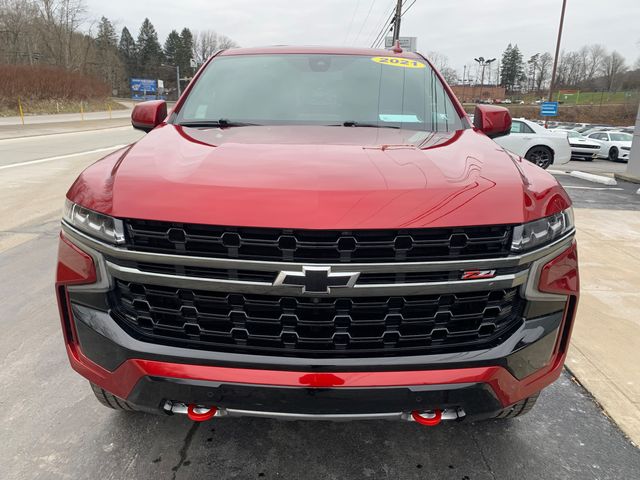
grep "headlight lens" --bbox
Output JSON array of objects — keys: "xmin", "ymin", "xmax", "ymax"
[
  {"xmin": 63, "ymin": 199, "xmax": 125, "ymax": 245},
  {"xmin": 511, "ymin": 208, "xmax": 574, "ymax": 252}
]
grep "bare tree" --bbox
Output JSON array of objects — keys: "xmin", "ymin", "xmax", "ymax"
[
  {"xmin": 193, "ymin": 30, "xmax": 238, "ymax": 66},
  {"xmin": 0, "ymin": 0, "xmax": 39, "ymax": 64},
  {"xmin": 426, "ymin": 51, "xmax": 459, "ymax": 84},
  {"xmin": 584, "ymin": 44, "xmax": 606, "ymax": 81},
  {"xmin": 600, "ymin": 51, "xmax": 627, "ymax": 91},
  {"xmin": 36, "ymin": 0, "xmax": 87, "ymax": 69},
  {"xmin": 536, "ymin": 52, "xmax": 552, "ymax": 91}
]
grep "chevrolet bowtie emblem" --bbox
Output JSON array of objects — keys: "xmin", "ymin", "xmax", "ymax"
[{"xmin": 274, "ymin": 266, "xmax": 360, "ymax": 294}]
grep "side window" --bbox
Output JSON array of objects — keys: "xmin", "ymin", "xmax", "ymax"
[
  {"xmin": 511, "ymin": 121, "xmax": 524, "ymax": 134},
  {"xmin": 521, "ymin": 122, "xmax": 535, "ymax": 134},
  {"xmin": 511, "ymin": 121, "xmax": 534, "ymax": 134}
]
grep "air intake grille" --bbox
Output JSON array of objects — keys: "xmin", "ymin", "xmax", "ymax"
[
  {"xmin": 111, "ymin": 280, "xmax": 524, "ymax": 358},
  {"xmin": 123, "ymin": 220, "xmax": 513, "ymax": 263}
]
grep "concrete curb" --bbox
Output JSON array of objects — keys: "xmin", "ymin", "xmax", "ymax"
[
  {"xmin": 615, "ymin": 172, "xmax": 640, "ymax": 185},
  {"xmin": 569, "ymin": 171, "xmax": 618, "ymax": 186}
]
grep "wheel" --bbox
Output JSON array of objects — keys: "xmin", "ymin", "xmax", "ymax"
[
  {"xmin": 493, "ymin": 393, "xmax": 539, "ymax": 419},
  {"xmin": 608, "ymin": 147, "xmax": 619, "ymax": 162},
  {"xmin": 525, "ymin": 146, "xmax": 554, "ymax": 169},
  {"xmin": 90, "ymin": 382, "xmax": 136, "ymax": 411}
]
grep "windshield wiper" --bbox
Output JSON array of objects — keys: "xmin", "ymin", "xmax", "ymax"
[
  {"xmin": 177, "ymin": 119, "xmax": 261, "ymax": 128},
  {"xmin": 341, "ymin": 121, "xmax": 400, "ymax": 129}
]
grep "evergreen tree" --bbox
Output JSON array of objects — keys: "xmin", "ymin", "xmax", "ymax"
[
  {"xmin": 118, "ymin": 26, "xmax": 137, "ymax": 77},
  {"xmin": 500, "ymin": 44, "xmax": 525, "ymax": 92},
  {"xmin": 96, "ymin": 17, "xmax": 118, "ymax": 51},
  {"xmin": 136, "ymin": 18, "xmax": 163, "ymax": 76},
  {"xmin": 178, "ymin": 28, "xmax": 194, "ymax": 76},
  {"xmin": 164, "ymin": 30, "xmax": 182, "ymax": 67},
  {"xmin": 95, "ymin": 17, "xmax": 121, "ymax": 89}
]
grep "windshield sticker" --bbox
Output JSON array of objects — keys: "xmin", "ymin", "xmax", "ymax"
[
  {"xmin": 371, "ymin": 56, "xmax": 426, "ymax": 68},
  {"xmin": 379, "ymin": 114, "xmax": 421, "ymax": 123}
]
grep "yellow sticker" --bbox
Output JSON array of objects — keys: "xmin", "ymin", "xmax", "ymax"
[{"xmin": 371, "ymin": 56, "xmax": 426, "ymax": 69}]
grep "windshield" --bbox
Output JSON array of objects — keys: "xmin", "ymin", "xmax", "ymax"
[
  {"xmin": 177, "ymin": 54, "xmax": 464, "ymax": 132},
  {"xmin": 566, "ymin": 131, "xmax": 581, "ymax": 138},
  {"xmin": 610, "ymin": 133, "xmax": 632, "ymax": 142}
]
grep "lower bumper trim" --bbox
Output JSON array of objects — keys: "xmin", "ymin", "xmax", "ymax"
[{"xmin": 163, "ymin": 401, "xmax": 466, "ymax": 422}]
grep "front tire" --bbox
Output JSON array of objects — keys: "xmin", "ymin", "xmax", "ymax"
[
  {"xmin": 525, "ymin": 146, "xmax": 554, "ymax": 169},
  {"xmin": 608, "ymin": 147, "xmax": 619, "ymax": 162},
  {"xmin": 493, "ymin": 393, "xmax": 540, "ymax": 419},
  {"xmin": 90, "ymin": 382, "xmax": 136, "ymax": 411}
]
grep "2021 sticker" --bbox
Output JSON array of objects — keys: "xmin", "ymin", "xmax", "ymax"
[{"xmin": 371, "ymin": 56, "xmax": 426, "ymax": 68}]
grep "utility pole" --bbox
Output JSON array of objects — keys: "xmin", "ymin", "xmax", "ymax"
[
  {"xmin": 392, "ymin": 0, "xmax": 403, "ymax": 42},
  {"xmin": 176, "ymin": 64, "xmax": 181, "ymax": 98},
  {"xmin": 546, "ymin": 0, "xmax": 567, "ymax": 127}
]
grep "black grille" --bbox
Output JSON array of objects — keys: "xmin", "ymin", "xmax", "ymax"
[
  {"xmin": 111, "ymin": 280, "xmax": 524, "ymax": 358},
  {"xmin": 123, "ymin": 220, "xmax": 513, "ymax": 263},
  {"xmin": 570, "ymin": 143, "xmax": 599, "ymax": 149}
]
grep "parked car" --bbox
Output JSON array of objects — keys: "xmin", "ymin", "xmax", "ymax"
[
  {"xmin": 586, "ymin": 131, "xmax": 633, "ymax": 161},
  {"xmin": 561, "ymin": 130, "xmax": 602, "ymax": 160},
  {"xmin": 581, "ymin": 126, "xmax": 617, "ymax": 136},
  {"xmin": 493, "ymin": 118, "xmax": 571, "ymax": 169},
  {"xmin": 56, "ymin": 46, "xmax": 579, "ymax": 426}
]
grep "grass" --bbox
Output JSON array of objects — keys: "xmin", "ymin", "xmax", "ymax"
[
  {"xmin": 0, "ymin": 99, "xmax": 128, "ymax": 117},
  {"xmin": 463, "ymin": 103, "xmax": 637, "ymax": 126},
  {"xmin": 514, "ymin": 90, "xmax": 639, "ymax": 106}
]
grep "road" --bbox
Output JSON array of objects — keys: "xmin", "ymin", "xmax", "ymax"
[{"xmin": 1, "ymin": 127, "xmax": 639, "ymax": 479}]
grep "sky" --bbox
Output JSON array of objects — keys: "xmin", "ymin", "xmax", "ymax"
[{"xmin": 85, "ymin": 0, "xmax": 640, "ymax": 78}]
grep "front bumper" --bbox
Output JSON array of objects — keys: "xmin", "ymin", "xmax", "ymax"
[{"xmin": 60, "ymin": 294, "xmax": 575, "ymax": 420}]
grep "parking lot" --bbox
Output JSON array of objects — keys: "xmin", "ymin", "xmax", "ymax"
[{"xmin": 1, "ymin": 125, "xmax": 640, "ymax": 479}]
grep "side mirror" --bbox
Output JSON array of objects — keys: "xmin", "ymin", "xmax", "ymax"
[
  {"xmin": 473, "ymin": 105, "xmax": 512, "ymax": 139},
  {"xmin": 131, "ymin": 100, "xmax": 167, "ymax": 133}
]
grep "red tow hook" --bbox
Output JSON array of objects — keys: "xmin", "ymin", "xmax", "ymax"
[
  {"xmin": 411, "ymin": 409, "xmax": 443, "ymax": 426},
  {"xmin": 187, "ymin": 404, "xmax": 218, "ymax": 422}
]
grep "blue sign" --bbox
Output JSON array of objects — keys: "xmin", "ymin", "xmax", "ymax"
[
  {"xmin": 130, "ymin": 78, "xmax": 158, "ymax": 100},
  {"xmin": 540, "ymin": 101, "xmax": 559, "ymax": 117}
]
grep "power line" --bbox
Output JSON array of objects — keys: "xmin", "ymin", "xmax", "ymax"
[
  {"xmin": 343, "ymin": 0, "xmax": 361, "ymax": 45},
  {"xmin": 401, "ymin": 0, "xmax": 416, "ymax": 16},
  {"xmin": 368, "ymin": 0, "xmax": 396, "ymax": 46},
  {"xmin": 354, "ymin": 0, "xmax": 377, "ymax": 45},
  {"xmin": 370, "ymin": 5, "xmax": 397, "ymax": 48}
]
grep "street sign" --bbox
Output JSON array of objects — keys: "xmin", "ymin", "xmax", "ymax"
[
  {"xmin": 384, "ymin": 36, "xmax": 417, "ymax": 52},
  {"xmin": 130, "ymin": 78, "xmax": 158, "ymax": 100},
  {"xmin": 540, "ymin": 101, "xmax": 559, "ymax": 117}
]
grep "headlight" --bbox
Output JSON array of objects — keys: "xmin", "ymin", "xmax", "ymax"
[
  {"xmin": 63, "ymin": 199, "xmax": 125, "ymax": 245},
  {"xmin": 511, "ymin": 208, "xmax": 574, "ymax": 253}
]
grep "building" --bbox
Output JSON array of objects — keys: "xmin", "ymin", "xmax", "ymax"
[{"xmin": 451, "ymin": 85, "xmax": 506, "ymax": 103}]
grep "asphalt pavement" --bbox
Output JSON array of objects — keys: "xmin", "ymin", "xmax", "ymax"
[{"xmin": 1, "ymin": 125, "xmax": 639, "ymax": 479}]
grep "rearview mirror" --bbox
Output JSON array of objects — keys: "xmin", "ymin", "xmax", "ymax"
[
  {"xmin": 131, "ymin": 100, "xmax": 167, "ymax": 133},
  {"xmin": 473, "ymin": 105, "xmax": 512, "ymax": 139}
]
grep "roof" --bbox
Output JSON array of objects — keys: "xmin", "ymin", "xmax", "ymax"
[{"xmin": 219, "ymin": 45, "xmax": 424, "ymax": 59}]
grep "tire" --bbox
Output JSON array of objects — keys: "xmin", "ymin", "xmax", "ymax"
[
  {"xmin": 608, "ymin": 147, "xmax": 619, "ymax": 162},
  {"xmin": 493, "ymin": 393, "xmax": 540, "ymax": 419},
  {"xmin": 525, "ymin": 146, "xmax": 554, "ymax": 169},
  {"xmin": 90, "ymin": 382, "xmax": 136, "ymax": 411}
]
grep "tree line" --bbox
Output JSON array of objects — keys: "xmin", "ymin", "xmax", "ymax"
[
  {"xmin": 0, "ymin": 0, "xmax": 238, "ymax": 95},
  {"xmin": 496, "ymin": 43, "xmax": 638, "ymax": 94}
]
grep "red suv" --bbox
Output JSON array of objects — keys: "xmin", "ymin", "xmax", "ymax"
[{"xmin": 56, "ymin": 46, "xmax": 579, "ymax": 425}]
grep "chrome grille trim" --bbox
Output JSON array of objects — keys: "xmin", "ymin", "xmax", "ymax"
[{"xmin": 105, "ymin": 260, "xmax": 529, "ymax": 296}]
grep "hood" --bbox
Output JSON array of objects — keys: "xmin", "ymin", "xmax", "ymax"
[{"xmin": 68, "ymin": 124, "xmax": 571, "ymax": 230}]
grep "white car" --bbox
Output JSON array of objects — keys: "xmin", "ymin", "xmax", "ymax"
[
  {"xmin": 493, "ymin": 118, "xmax": 571, "ymax": 169},
  {"xmin": 560, "ymin": 130, "xmax": 602, "ymax": 160},
  {"xmin": 585, "ymin": 131, "xmax": 632, "ymax": 162}
]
